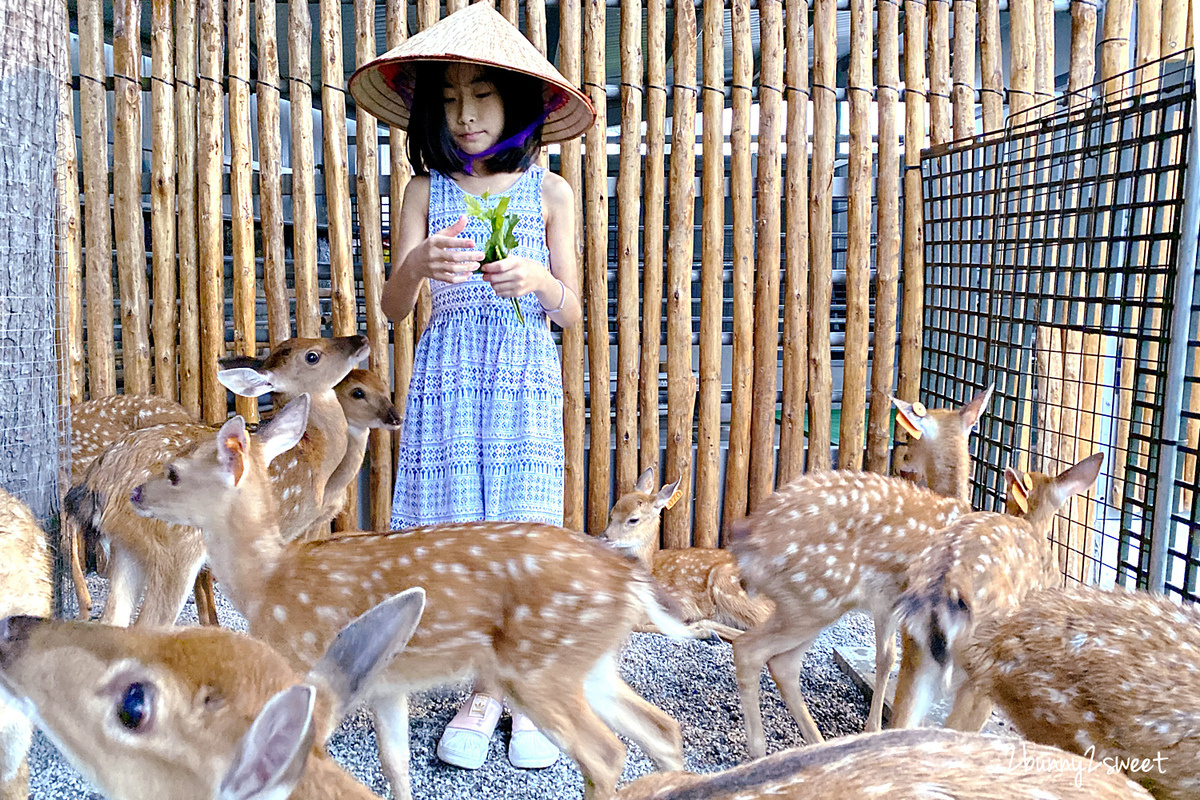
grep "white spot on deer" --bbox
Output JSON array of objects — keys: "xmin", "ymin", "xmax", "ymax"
[
  {"xmin": 297, "ymin": 592, "xmax": 311, "ymax": 605},
  {"xmin": 371, "ymin": 570, "xmax": 383, "ymax": 582},
  {"xmin": 468, "ymin": 545, "xmax": 484, "ymax": 557},
  {"xmin": 451, "ymin": 563, "xmax": 469, "ymax": 576},
  {"xmin": 791, "ymin": 571, "xmax": 807, "ymax": 583},
  {"xmin": 432, "ymin": 563, "xmax": 447, "ymax": 574},
  {"xmin": 273, "ymin": 605, "xmax": 288, "ymax": 622},
  {"xmin": 316, "ymin": 606, "xmax": 342, "ymax": 625},
  {"xmin": 513, "ymin": 605, "xmax": 531, "ymax": 622},
  {"xmin": 816, "ymin": 543, "xmax": 827, "ymax": 554},
  {"xmin": 302, "ymin": 631, "xmax": 317, "ymax": 647},
  {"xmin": 414, "ymin": 547, "xmax": 428, "ymax": 558},
  {"xmin": 397, "ymin": 556, "xmax": 411, "ymax": 567},
  {"xmin": 811, "ymin": 587, "xmax": 828, "ymax": 602},
  {"xmin": 826, "ymin": 555, "xmax": 837, "ymax": 566}
]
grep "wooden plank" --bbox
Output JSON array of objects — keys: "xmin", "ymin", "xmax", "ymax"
[
  {"xmin": 290, "ymin": 0, "xmax": 320, "ymax": 337},
  {"xmin": 177, "ymin": 0, "xmax": 200, "ymax": 415},
  {"xmin": 928, "ymin": 0, "xmax": 951, "ymax": 145},
  {"xmin": 257, "ymin": 0, "xmax": 290, "ymax": 348},
  {"xmin": 952, "ymin": 0, "xmax": 977, "ymax": 140},
  {"xmin": 150, "ymin": 0, "xmax": 177, "ymax": 401},
  {"xmin": 320, "ymin": 0, "xmax": 356, "ymax": 338},
  {"xmin": 387, "ymin": 0, "xmax": 412, "ymax": 523},
  {"xmin": 978, "ymin": 0, "xmax": 1004, "ymax": 131},
  {"xmin": 229, "ymin": 0, "xmax": 258, "ymax": 422},
  {"xmin": 896, "ymin": 0, "xmax": 927, "ymax": 420},
  {"xmin": 640, "ymin": 0, "xmax": 666, "ymax": 483},
  {"xmin": 58, "ymin": 0, "xmax": 84, "ymax": 407},
  {"xmin": 198, "ymin": 0, "xmax": 226, "ymax": 423}
]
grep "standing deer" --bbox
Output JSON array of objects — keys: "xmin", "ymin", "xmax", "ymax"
[
  {"xmin": 614, "ymin": 728, "xmax": 1154, "ymax": 800},
  {"xmin": 65, "ymin": 335, "xmax": 369, "ymax": 627},
  {"xmin": 0, "ymin": 489, "xmax": 52, "ymax": 800},
  {"xmin": 129, "ymin": 394, "xmax": 687, "ymax": 800},
  {"xmin": 962, "ymin": 584, "xmax": 1200, "ymax": 799},
  {"xmin": 601, "ymin": 469, "xmax": 772, "ymax": 641},
  {"xmin": 889, "ymin": 453, "xmax": 1104, "ymax": 732},
  {"xmin": 729, "ymin": 386, "xmax": 993, "ymax": 754},
  {"xmin": 0, "ymin": 588, "xmax": 426, "ymax": 800}
]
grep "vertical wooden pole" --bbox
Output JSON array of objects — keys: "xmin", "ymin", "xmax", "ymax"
[
  {"xmin": 413, "ymin": 0, "xmax": 438, "ymax": 343},
  {"xmin": 979, "ymin": 0, "xmax": 1004, "ymax": 132},
  {"xmin": 584, "ymin": 0, "xmax": 609, "ymax": 533},
  {"xmin": 897, "ymin": 0, "xmax": 927, "ymax": 417},
  {"xmin": 952, "ymin": 0, "xmax": 977, "ymax": 140},
  {"xmin": 229, "ymin": 0, "xmax": 258, "ymax": 422},
  {"xmin": 640, "ymin": 0, "xmax": 666, "ymax": 482},
  {"xmin": 78, "ymin": 0, "xmax": 114, "ymax": 397},
  {"xmin": 321, "ymin": 0, "xmax": 355, "ymax": 338},
  {"xmin": 615, "ymin": 0, "xmax": 643, "ymax": 499},
  {"xmin": 112, "ymin": 0, "xmax": 151, "ymax": 395},
  {"xmin": 257, "ymin": 0, "xmax": 290, "ymax": 348},
  {"xmin": 58, "ymin": 0, "xmax": 83, "ymax": 406},
  {"xmin": 696, "ymin": 0, "xmax": 727, "ymax": 545},
  {"xmin": 559, "ymin": 0, "xmax": 585, "ymax": 532},
  {"xmin": 928, "ymin": 0, "xmax": 951, "ymax": 145},
  {"xmin": 290, "ymin": 0, "xmax": 321, "ymax": 337},
  {"xmin": 664, "ymin": 0, "xmax": 697, "ymax": 548},
  {"xmin": 198, "ymin": 0, "xmax": 225, "ymax": 424},
  {"xmin": 807, "ymin": 0, "xmax": 835, "ymax": 472},
  {"xmin": 177, "ymin": 0, "xmax": 200, "ymax": 415},
  {"xmin": 867, "ymin": 0, "xmax": 900, "ymax": 474},
  {"xmin": 526, "ymin": 0, "xmax": 547, "ymax": 54},
  {"xmin": 151, "ymin": 0, "xmax": 177, "ymax": 401},
  {"xmin": 500, "ymin": 0, "xmax": 518, "ymax": 24},
  {"xmin": 723, "ymin": 0, "xmax": 755, "ymax": 524},
  {"xmin": 749, "ymin": 0, "xmax": 784, "ymax": 502}
]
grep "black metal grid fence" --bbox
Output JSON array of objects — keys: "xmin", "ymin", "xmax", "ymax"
[{"xmin": 920, "ymin": 51, "xmax": 1197, "ymax": 599}]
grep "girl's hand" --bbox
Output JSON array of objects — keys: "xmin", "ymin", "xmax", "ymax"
[
  {"xmin": 479, "ymin": 255, "xmax": 551, "ymax": 299},
  {"xmin": 405, "ymin": 215, "xmax": 483, "ymax": 283}
]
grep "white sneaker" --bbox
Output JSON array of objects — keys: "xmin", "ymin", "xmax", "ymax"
[
  {"xmin": 507, "ymin": 710, "xmax": 560, "ymax": 769},
  {"xmin": 436, "ymin": 693, "xmax": 502, "ymax": 769}
]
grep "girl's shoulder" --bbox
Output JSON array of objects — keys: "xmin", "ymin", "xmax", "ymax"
[
  {"xmin": 399, "ymin": 174, "xmax": 432, "ymax": 216},
  {"xmin": 540, "ymin": 170, "xmax": 573, "ymax": 205}
]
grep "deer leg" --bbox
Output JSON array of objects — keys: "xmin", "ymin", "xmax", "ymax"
[
  {"xmin": 372, "ymin": 692, "xmax": 412, "ymax": 800},
  {"xmin": 97, "ymin": 545, "xmax": 145, "ymax": 627},
  {"xmin": 0, "ymin": 758, "xmax": 28, "ymax": 800},
  {"xmin": 734, "ymin": 613, "xmax": 823, "ymax": 757},
  {"xmin": 134, "ymin": 550, "xmax": 206, "ymax": 628},
  {"xmin": 865, "ymin": 612, "xmax": 899, "ymax": 732},
  {"xmin": 690, "ymin": 621, "xmax": 746, "ymax": 642},
  {"xmin": 66, "ymin": 519, "xmax": 92, "ymax": 620},
  {"xmin": 582, "ymin": 656, "xmax": 683, "ymax": 772},
  {"xmin": 765, "ymin": 640, "xmax": 825, "ymax": 746},
  {"xmin": 889, "ymin": 631, "xmax": 942, "ymax": 729},
  {"xmin": 943, "ymin": 675, "xmax": 994, "ymax": 732},
  {"xmin": 193, "ymin": 568, "xmax": 219, "ymax": 626}
]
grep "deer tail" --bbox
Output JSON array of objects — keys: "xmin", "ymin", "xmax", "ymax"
[{"xmin": 629, "ymin": 574, "xmax": 692, "ymax": 640}]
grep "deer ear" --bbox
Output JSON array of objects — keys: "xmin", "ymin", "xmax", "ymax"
[
  {"xmin": 218, "ymin": 368, "xmax": 276, "ymax": 398},
  {"xmin": 216, "ymin": 417, "xmax": 250, "ymax": 486},
  {"xmin": 219, "ymin": 684, "xmax": 315, "ymax": 800},
  {"xmin": 958, "ymin": 384, "xmax": 994, "ymax": 433},
  {"xmin": 1050, "ymin": 452, "xmax": 1104, "ymax": 509},
  {"xmin": 307, "ymin": 587, "xmax": 426, "ymax": 712},
  {"xmin": 891, "ymin": 397, "xmax": 927, "ymax": 441},
  {"xmin": 259, "ymin": 395, "xmax": 310, "ymax": 466},
  {"xmin": 654, "ymin": 478, "xmax": 682, "ymax": 512},
  {"xmin": 1004, "ymin": 465, "xmax": 1029, "ymax": 514},
  {"xmin": 634, "ymin": 468, "xmax": 656, "ymax": 494}
]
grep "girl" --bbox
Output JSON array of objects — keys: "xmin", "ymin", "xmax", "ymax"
[{"xmin": 348, "ymin": 2, "xmax": 593, "ymax": 774}]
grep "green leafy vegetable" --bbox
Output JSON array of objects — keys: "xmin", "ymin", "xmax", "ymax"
[{"xmin": 464, "ymin": 191, "xmax": 525, "ymax": 325}]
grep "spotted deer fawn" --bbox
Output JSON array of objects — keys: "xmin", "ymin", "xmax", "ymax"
[
  {"xmin": 614, "ymin": 728, "xmax": 1154, "ymax": 799},
  {"xmin": 601, "ymin": 468, "xmax": 772, "ymax": 641},
  {"xmin": 729, "ymin": 386, "xmax": 992, "ymax": 754},
  {"xmin": 0, "ymin": 489, "xmax": 52, "ymax": 800},
  {"xmin": 130, "ymin": 394, "xmax": 687, "ymax": 800},
  {"xmin": 962, "ymin": 584, "xmax": 1200, "ymax": 799},
  {"xmin": 65, "ymin": 335, "xmax": 369, "ymax": 627},
  {"xmin": 890, "ymin": 452, "xmax": 1104, "ymax": 733},
  {"xmin": 0, "ymin": 588, "xmax": 426, "ymax": 800}
]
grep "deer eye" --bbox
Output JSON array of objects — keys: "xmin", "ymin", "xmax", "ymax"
[
  {"xmin": 352, "ymin": 388, "xmax": 366, "ymax": 399},
  {"xmin": 117, "ymin": 682, "xmax": 150, "ymax": 730},
  {"xmin": 166, "ymin": 466, "xmax": 180, "ymax": 486},
  {"xmin": 627, "ymin": 517, "xmax": 639, "ymax": 526},
  {"xmin": 305, "ymin": 350, "xmax": 321, "ymax": 365}
]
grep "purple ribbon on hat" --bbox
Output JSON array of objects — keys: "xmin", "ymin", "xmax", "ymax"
[{"xmin": 456, "ymin": 87, "xmax": 568, "ymax": 174}]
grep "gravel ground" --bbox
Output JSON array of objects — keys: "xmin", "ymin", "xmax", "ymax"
[{"xmin": 30, "ymin": 574, "xmax": 874, "ymax": 800}]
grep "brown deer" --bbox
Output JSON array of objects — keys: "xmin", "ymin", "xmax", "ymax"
[
  {"xmin": 962, "ymin": 584, "xmax": 1200, "ymax": 799},
  {"xmin": 729, "ymin": 386, "xmax": 993, "ymax": 754},
  {"xmin": 614, "ymin": 728, "xmax": 1154, "ymax": 800},
  {"xmin": 889, "ymin": 453, "xmax": 1104, "ymax": 733},
  {"xmin": 0, "ymin": 489, "xmax": 52, "ymax": 800},
  {"xmin": 0, "ymin": 588, "xmax": 426, "ymax": 800},
  {"xmin": 129, "ymin": 394, "xmax": 687, "ymax": 800},
  {"xmin": 601, "ymin": 468, "xmax": 772, "ymax": 641},
  {"xmin": 65, "ymin": 335, "xmax": 369, "ymax": 627}
]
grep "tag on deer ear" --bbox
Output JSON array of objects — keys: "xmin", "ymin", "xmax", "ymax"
[
  {"xmin": 891, "ymin": 398, "xmax": 925, "ymax": 441},
  {"xmin": 1008, "ymin": 473, "xmax": 1030, "ymax": 514},
  {"xmin": 665, "ymin": 483, "xmax": 685, "ymax": 510}
]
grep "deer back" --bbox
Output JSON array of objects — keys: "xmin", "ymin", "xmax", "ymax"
[{"xmin": 70, "ymin": 394, "xmax": 197, "ymax": 482}]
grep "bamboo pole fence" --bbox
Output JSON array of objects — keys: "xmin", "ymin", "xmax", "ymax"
[
  {"xmin": 229, "ymin": 0, "xmax": 258, "ymax": 422},
  {"xmin": 177, "ymin": 0, "xmax": 199, "ymax": 414},
  {"xmin": 289, "ymin": 0, "xmax": 320, "ymax": 338},
  {"xmin": 197, "ymin": 0, "xmax": 224, "ymax": 424},
  {"xmin": 640, "ymin": 0, "xmax": 666, "ymax": 485},
  {"xmin": 257, "ymin": 0, "xmax": 290, "ymax": 349},
  {"xmin": 150, "ymin": 0, "xmax": 176, "ymax": 401},
  {"xmin": 57, "ymin": 0, "xmax": 83, "ymax": 409}
]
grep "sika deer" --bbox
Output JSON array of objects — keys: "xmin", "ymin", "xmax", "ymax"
[
  {"xmin": 601, "ymin": 469, "xmax": 772, "ymax": 641},
  {"xmin": 0, "ymin": 489, "xmax": 52, "ymax": 800},
  {"xmin": 890, "ymin": 453, "xmax": 1104, "ymax": 733},
  {"xmin": 65, "ymin": 336, "xmax": 368, "ymax": 627},
  {"xmin": 962, "ymin": 584, "xmax": 1200, "ymax": 799},
  {"xmin": 0, "ymin": 588, "xmax": 426, "ymax": 800},
  {"xmin": 614, "ymin": 728, "xmax": 1154, "ymax": 800},
  {"xmin": 729, "ymin": 387, "xmax": 993, "ymax": 753},
  {"xmin": 130, "ymin": 394, "xmax": 686, "ymax": 800}
]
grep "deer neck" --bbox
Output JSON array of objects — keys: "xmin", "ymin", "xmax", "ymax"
[
  {"xmin": 924, "ymin": 437, "xmax": 971, "ymax": 503},
  {"xmin": 281, "ymin": 388, "xmax": 349, "ymax": 499},
  {"xmin": 202, "ymin": 475, "xmax": 286, "ymax": 623},
  {"xmin": 319, "ymin": 425, "xmax": 369, "ymax": 509},
  {"xmin": 633, "ymin": 522, "xmax": 660, "ymax": 569}
]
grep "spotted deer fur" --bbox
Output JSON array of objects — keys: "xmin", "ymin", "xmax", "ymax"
[
  {"xmin": 0, "ymin": 589, "xmax": 426, "ymax": 800},
  {"xmin": 0, "ymin": 489, "xmax": 52, "ymax": 800},
  {"xmin": 602, "ymin": 468, "xmax": 772, "ymax": 641},
  {"xmin": 728, "ymin": 387, "xmax": 993, "ymax": 754},
  {"xmin": 962, "ymin": 584, "xmax": 1200, "ymax": 799},
  {"xmin": 890, "ymin": 453, "xmax": 1104, "ymax": 733},
  {"xmin": 614, "ymin": 728, "xmax": 1154, "ymax": 800},
  {"xmin": 130, "ymin": 395, "xmax": 686, "ymax": 800},
  {"xmin": 65, "ymin": 336, "xmax": 369, "ymax": 627}
]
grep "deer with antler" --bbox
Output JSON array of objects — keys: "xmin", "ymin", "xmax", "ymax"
[
  {"xmin": 889, "ymin": 452, "xmax": 1105, "ymax": 732},
  {"xmin": 960, "ymin": 584, "xmax": 1200, "ymax": 799},
  {"xmin": 0, "ymin": 588, "xmax": 426, "ymax": 800},
  {"xmin": 728, "ymin": 386, "xmax": 993, "ymax": 754},
  {"xmin": 129, "ymin": 394, "xmax": 686, "ymax": 800}
]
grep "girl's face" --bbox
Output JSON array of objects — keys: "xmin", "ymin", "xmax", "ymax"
[{"xmin": 442, "ymin": 63, "xmax": 505, "ymax": 158}]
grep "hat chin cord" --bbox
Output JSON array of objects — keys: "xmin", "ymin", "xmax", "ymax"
[{"xmin": 456, "ymin": 89, "xmax": 567, "ymax": 175}]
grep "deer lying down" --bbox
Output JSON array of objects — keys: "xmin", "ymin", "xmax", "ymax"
[
  {"xmin": 601, "ymin": 469, "xmax": 772, "ymax": 641},
  {"xmin": 614, "ymin": 728, "xmax": 1153, "ymax": 800},
  {"xmin": 729, "ymin": 387, "xmax": 993, "ymax": 753},
  {"xmin": 890, "ymin": 453, "xmax": 1104, "ymax": 733},
  {"xmin": 0, "ymin": 489, "xmax": 52, "ymax": 800},
  {"xmin": 130, "ymin": 394, "xmax": 686, "ymax": 800},
  {"xmin": 0, "ymin": 588, "xmax": 426, "ymax": 800},
  {"xmin": 962, "ymin": 585, "xmax": 1200, "ymax": 800}
]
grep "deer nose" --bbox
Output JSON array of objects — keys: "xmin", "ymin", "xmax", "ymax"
[{"xmin": 0, "ymin": 615, "xmax": 42, "ymax": 668}]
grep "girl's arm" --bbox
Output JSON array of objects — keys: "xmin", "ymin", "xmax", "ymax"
[
  {"xmin": 381, "ymin": 177, "xmax": 483, "ymax": 321},
  {"xmin": 537, "ymin": 172, "xmax": 582, "ymax": 328}
]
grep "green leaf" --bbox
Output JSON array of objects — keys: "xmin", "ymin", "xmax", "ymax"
[{"xmin": 463, "ymin": 194, "xmax": 483, "ymax": 218}]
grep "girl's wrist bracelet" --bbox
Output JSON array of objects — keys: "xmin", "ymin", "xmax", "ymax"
[{"xmin": 541, "ymin": 278, "xmax": 566, "ymax": 314}]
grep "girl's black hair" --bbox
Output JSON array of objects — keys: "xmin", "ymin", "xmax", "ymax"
[{"xmin": 406, "ymin": 62, "xmax": 546, "ymax": 176}]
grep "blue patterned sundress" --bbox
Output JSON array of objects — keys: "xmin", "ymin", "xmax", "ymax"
[{"xmin": 390, "ymin": 165, "xmax": 564, "ymax": 529}]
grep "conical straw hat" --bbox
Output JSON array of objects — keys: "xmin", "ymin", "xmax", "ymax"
[{"xmin": 349, "ymin": 2, "xmax": 595, "ymax": 144}]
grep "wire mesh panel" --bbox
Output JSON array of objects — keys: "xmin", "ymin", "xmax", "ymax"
[{"xmin": 921, "ymin": 52, "xmax": 1194, "ymax": 593}]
